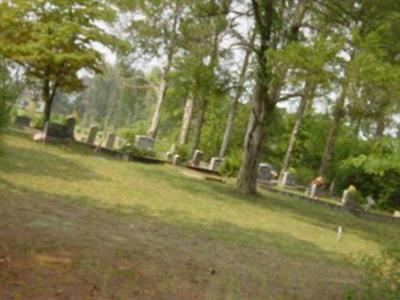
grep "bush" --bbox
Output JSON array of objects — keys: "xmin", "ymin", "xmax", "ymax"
[
  {"xmin": 121, "ymin": 143, "xmax": 156, "ymax": 158},
  {"xmin": 220, "ymin": 153, "xmax": 241, "ymax": 177},
  {"xmin": 345, "ymin": 242, "xmax": 400, "ymax": 300},
  {"xmin": 30, "ymin": 114, "xmax": 44, "ymax": 129},
  {"xmin": 293, "ymin": 166, "xmax": 314, "ymax": 186},
  {"xmin": 175, "ymin": 144, "xmax": 190, "ymax": 162},
  {"xmin": 0, "ymin": 95, "xmax": 10, "ymax": 131},
  {"xmin": 344, "ymin": 189, "xmax": 365, "ymax": 211}
]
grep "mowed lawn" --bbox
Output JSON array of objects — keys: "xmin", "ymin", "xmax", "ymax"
[{"xmin": 0, "ymin": 130, "xmax": 398, "ymax": 299}]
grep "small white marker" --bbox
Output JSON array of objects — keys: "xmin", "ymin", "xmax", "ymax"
[{"xmin": 337, "ymin": 226, "xmax": 343, "ymax": 242}]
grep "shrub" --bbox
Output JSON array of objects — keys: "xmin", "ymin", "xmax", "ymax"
[
  {"xmin": 0, "ymin": 95, "xmax": 11, "ymax": 131},
  {"xmin": 175, "ymin": 144, "xmax": 190, "ymax": 162},
  {"xmin": 30, "ymin": 114, "xmax": 44, "ymax": 129},
  {"xmin": 293, "ymin": 166, "xmax": 315, "ymax": 186},
  {"xmin": 345, "ymin": 242, "xmax": 400, "ymax": 300},
  {"xmin": 121, "ymin": 143, "xmax": 156, "ymax": 158},
  {"xmin": 220, "ymin": 154, "xmax": 241, "ymax": 177}
]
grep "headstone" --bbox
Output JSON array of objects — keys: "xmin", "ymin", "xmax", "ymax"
[
  {"xmin": 44, "ymin": 122, "xmax": 68, "ymax": 139},
  {"xmin": 365, "ymin": 196, "xmax": 375, "ymax": 210},
  {"xmin": 310, "ymin": 183, "xmax": 317, "ymax": 199},
  {"xmin": 15, "ymin": 116, "xmax": 31, "ymax": 127},
  {"xmin": 172, "ymin": 154, "xmax": 181, "ymax": 166},
  {"xmin": 393, "ymin": 211, "xmax": 400, "ymax": 218},
  {"xmin": 257, "ymin": 163, "xmax": 274, "ymax": 182},
  {"xmin": 166, "ymin": 144, "xmax": 177, "ymax": 161},
  {"xmin": 135, "ymin": 135, "xmax": 155, "ymax": 151},
  {"xmin": 65, "ymin": 117, "xmax": 76, "ymax": 139},
  {"xmin": 281, "ymin": 171, "xmax": 290, "ymax": 186},
  {"xmin": 104, "ymin": 132, "xmax": 116, "ymax": 149},
  {"xmin": 341, "ymin": 190, "xmax": 349, "ymax": 205},
  {"xmin": 86, "ymin": 126, "xmax": 99, "ymax": 145},
  {"xmin": 337, "ymin": 226, "xmax": 343, "ymax": 242},
  {"xmin": 209, "ymin": 157, "xmax": 223, "ymax": 171},
  {"xmin": 191, "ymin": 149, "xmax": 203, "ymax": 166}
]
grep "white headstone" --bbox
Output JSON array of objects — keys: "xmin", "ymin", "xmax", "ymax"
[
  {"xmin": 172, "ymin": 154, "xmax": 181, "ymax": 166},
  {"xmin": 341, "ymin": 190, "xmax": 349, "ymax": 205},
  {"xmin": 393, "ymin": 211, "xmax": 400, "ymax": 218},
  {"xmin": 209, "ymin": 157, "xmax": 223, "ymax": 171},
  {"xmin": 104, "ymin": 132, "xmax": 116, "ymax": 149},
  {"xmin": 191, "ymin": 150, "xmax": 203, "ymax": 166},
  {"xmin": 310, "ymin": 183, "xmax": 317, "ymax": 199}
]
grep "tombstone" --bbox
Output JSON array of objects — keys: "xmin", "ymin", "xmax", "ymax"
[
  {"xmin": 191, "ymin": 149, "xmax": 203, "ymax": 166},
  {"xmin": 393, "ymin": 211, "xmax": 400, "ymax": 218},
  {"xmin": 104, "ymin": 132, "xmax": 116, "ymax": 149},
  {"xmin": 341, "ymin": 189, "xmax": 349, "ymax": 205},
  {"xmin": 135, "ymin": 135, "xmax": 155, "ymax": 151},
  {"xmin": 65, "ymin": 117, "xmax": 76, "ymax": 139},
  {"xmin": 166, "ymin": 144, "xmax": 177, "ymax": 161},
  {"xmin": 257, "ymin": 163, "xmax": 274, "ymax": 182},
  {"xmin": 86, "ymin": 126, "xmax": 99, "ymax": 145},
  {"xmin": 172, "ymin": 154, "xmax": 181, "ymax": 166},
  {"xmin": 310, "ymin": 183, "xmax": 318, "ymax": 199},
  {"xmin": 209, "ymin": 157, "xmax": 224, "ymax": 171},
  {"xmin": 44, "ymin": 122, "xmax": 68, "ymax": 139},
  {"xmin": 365, "ymin": 196, "xmax": 375, "ymax": 210},
  {"xmin": 15, "ymin": 116, "xmax": 31, "ymax": 127}
]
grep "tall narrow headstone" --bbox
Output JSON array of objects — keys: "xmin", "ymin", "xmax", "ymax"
[
  {"xmin": 209, "ymin": 157, "xmax": 223, "ymax": 171},
  {"xmin": 86, "ymin": 126, "xmax": 98, "ymax": 145},
  {"xmin": 281, "ymin": 171, "xmax": 289, "ymax": 186},
  {"xmin": 191, "ymin": 150, "xmax": 203, "ymax": 166},
  {"xmin": 104, "ymin": 132, "xmax": 116, "ymax": 149}
]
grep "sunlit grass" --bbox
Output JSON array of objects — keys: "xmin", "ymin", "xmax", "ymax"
[{"xmin": 1, "ymin": 129, "xmax": 398, "ymax": 264}]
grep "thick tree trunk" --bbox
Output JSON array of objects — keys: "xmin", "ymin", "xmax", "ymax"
[
  {"xmin": 179, "ymin": 96, "xmax": 194, "ymax": 145},
  {"xmin": 279, "ymin": 81, "xmax": 315, "ymax": 184},
  {"xmin": 319, "ymin": 83, "xmax": 348, "ymax": 177},
  {"xmin": 236, "ymin": 0, "xmax": 309, "ymax": 194},
  {"xmin": 219, "ymin": 33, "xmax": 254, "ymax": 158}
]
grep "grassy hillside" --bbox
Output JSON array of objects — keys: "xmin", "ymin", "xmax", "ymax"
[{"xmin": 0, "ymin": 129, "xmax": 398, "ymax": 299}]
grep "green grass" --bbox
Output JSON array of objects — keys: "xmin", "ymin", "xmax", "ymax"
[{"xmin": 0, "ymin": 129, "xmax": 399, "ymax": 299}]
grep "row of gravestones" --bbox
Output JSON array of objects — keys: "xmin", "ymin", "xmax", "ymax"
[
  {"xmin": 15, "ymin": 115, "xmax": 77, "ymax": 140},
  {"xmin": 169, "ymin": 149, "xmax": 223, "ymax": 172}
]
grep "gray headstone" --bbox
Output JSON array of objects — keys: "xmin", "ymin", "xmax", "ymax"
[
  {"xmin": 172, "ymin": 154, "xmax": 181, "ymax": 166},
  {"xmin": 209, "ymin": 157, "xmax": 224, "ymax": 171},
  {"xmin": 135, "ymin": 135, "xmax": 155, "ymax": 151},
  {"xmin": 191, "ymin": 150, "xmax": 203, "ymax": 166},
  {"xmin": 341, "ymin": 190, "xmax": 349, "ymax": 205},
  {"xmin": 257, "ymin": 163, "xmax": 274, "ymax": 181},
  {"xmin": 86, "ymin": 126, "xmax": 99, "ymax": 145},
  {"xmin": 104, "ymin": 132, "xmax": 116, "ymax": 149},
  {"xmin": 65, "ymin": 117, "xmax": 76, "ymax": 139},
  {"xmin": 15, "ymin": 116, "xmax": 31, "ymax": 127},
  {"xmin": 44, "ymin": 122, "xmax": 68, "ymax": 139}
]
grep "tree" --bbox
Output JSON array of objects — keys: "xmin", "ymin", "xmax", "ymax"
[
  {"xmin": 0, "ymin": 0, "xmax": 119, "ymax": 125},
  {"xmin": 236, "ymin": 0, "xmax": 310, "ymax": 194}
]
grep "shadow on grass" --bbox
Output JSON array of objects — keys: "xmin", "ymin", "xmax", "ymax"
[
  {"xmin": 0, "ymin": 143, "xmax": 103, "ymax": 182},
  {"xmin": 0, "ymin": 177, "xmax": 352, "ymax": 268},
  {"xmin": 127, "ymin": 165, "xmax": 399, "ymax": 247}
]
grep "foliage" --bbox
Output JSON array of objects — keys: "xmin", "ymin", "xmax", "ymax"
[
  {"xmin": 175, "ymin": 144, "xmax": 190, "ymax": 162},
  {"xmin": 121, "ymin": 143, "xmax": 156, "ymax": 158},
  {"xmin": 0, "ymin": 0, "xmax": 122, "ymax": 121},
  {"xmin": 346, "ymin": 242, "xmax": 400, "ymax": 300},
  {"xmin": 220, "ymin": 153, "xmax": 241, "ymax": 177}
]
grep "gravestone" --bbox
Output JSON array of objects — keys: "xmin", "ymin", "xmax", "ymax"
[
  {"xmin": 135, "ymin": 135, "xmax": 155, "ymax": 151},
  {"xmin": 365, "ymin": 196, "xmax": 375, "ymax": 210},
  {"xmin": 86, "ymin": 126, "xmax": 99, "ymax": 145},
  {"xmin": 191, "ymin": 150, "xmax": 203, "ymax": 166},
  {"xmin": 104, "ymin": 132, "xmax": 116, "ymax": 149},
  {"xmin": 15, "ymin": 116, "xmax": 31, "ymax": 127},
  {"xmin": 65, "ymin": 117, "xmax": 76, "ymax": 139},
  {"xmin": 209, "ymin": 157, "xmax": 223, "ymax": 171},
  {"xmin": 172, "ymin": 154, "xmax": 181, "ymax": 166},
  {"xmin": 310, "ymin": 183, "xmax": 317, "ymax": 199},
  {"xmin": 341, "ymin": 189, "xmax": 349, "ymax": 205},
  {"xmin": 393, "ymin": 211, "xmax": 400, "ymax": 218},
  {"xmin": 166, "ymin": 144, "xmax": 177, "ymax": 161},
  {"xmin": 257, "ymin": 163, "xmax": 274, "ymax": 182},
  {"xmin": 44, "ymin": 122, "xmax": 68, "ymax": 139}
]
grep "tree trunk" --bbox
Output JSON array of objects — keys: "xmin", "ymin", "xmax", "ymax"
[
  {"xmin": 236, "ymin": 0, "xmax": 309, "ymax": 194},
  {"xmin": 279, "ymin": 81, "xmax": 316, "ymax": 184},
  {"xmin": 179, "ymin": 96, "xmax": 194, "ymax": 145},
  {"xmin": 319, "ymin": 83, "xmax": 348, "ymax": 177},
  {"xmin": 375, "ymin": 117, "xmax": 385, "ymax": 137},
  {"xmin": 146, "ymin": 62, "xmax": 171, "ymax": 138},
  {"xmin": 190, "ymin": 98, "xmax": 206, "ymax": 156},
  {"xmin": 219, "ymin": 32, "xmax": 254, "ymax": 158},
  {"xmin": 43, "ymin": 79, "xmax": 52, "ymax": 125}
]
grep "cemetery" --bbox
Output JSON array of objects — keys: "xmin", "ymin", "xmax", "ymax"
[{"xmin": 1, "ymin": 1, "xmax": 400, "ymax": 299}]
